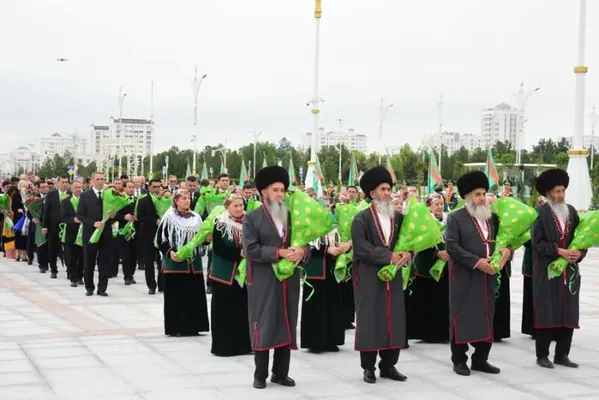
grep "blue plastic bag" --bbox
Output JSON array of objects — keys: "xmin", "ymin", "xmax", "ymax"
[{"xmin": 13, "ymin": 214, "xmax": 26, "ymax": 233}]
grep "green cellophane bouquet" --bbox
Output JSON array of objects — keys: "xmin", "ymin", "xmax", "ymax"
[
  {"xmin": 356, "ymin": 200, "xmax": 371, "ymax": 212},
  {"xmin": 0, "ymin": 194, "xmax": 12, "ymax": 229},
  {"xmin": 427, "ymin": 222, "xmax": 447, "ymax": 282},
  {"xmin": 488, "ymin": 197, "xmax": 538, "ymax": 294},
  {"xmin": 333, "ymin": 203, "xmax": 359, "ymax": 283},
  {"xmin": 548, "ymin": 211, "xmax": 599, "ymax": 285},
  {"xmin": 272, "ymin": 190, "xmax": 335, "ymax": 281},
  {"xmin": 24, "ymin": 197, "xmax": 47, "ymax": 246},
  {"xmin": 246, "ymin": 199, "xmax": 262, "ymax": 212},
  {"xmin": 235, "ymin": 258, "xmax": 247, "ymax": 288},
  {"xmin": 195, "ymin": 188, "xmax": 229, "ymax": 215},
  {"xmin": 377, "ymin": 196, "xmax": 443, "ymax": 290},
  {"xmin": 89, "ymin": 189, "xmax": 132, "ymax": 244},
  {"xmin": 60, "ymin": 196, "xmax": 80, "ymax": 244},
  {"xmin": 119, "ymin": 195, "xmax": 143, "ymax": 241},
  {"xmin": 174, "ymin": 206, "xmax": 225, "ymax": 261},
  {"xmin": 152, "ymin": 194, "xmax": 172, "ymax": 219}
]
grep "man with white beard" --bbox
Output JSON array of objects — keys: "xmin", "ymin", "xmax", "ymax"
[
  {"xmin": 532, "ymin": 168, "xmax": 585, "ymax": 369},
  {"xmin": 352, "ymin": 166, "xmax": 412, "ymax": 384},
  {"xmin": 445, "ymin": 171, "xmax": 511, "ymax": 377},
  {"xmin": 242, "ymin": 166, "xmax": 309, "ymax": 389}
]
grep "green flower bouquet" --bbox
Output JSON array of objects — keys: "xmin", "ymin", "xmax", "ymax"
[
  {"xmin": 548, "ymin": 211, "xmax": 599, "ymax": 284},
  {"xmin": 152, "ymin": 194, "xmax": 172, "ymax": 219},
  {"xmin": 333, "ymin": 203, "xmax": 359, "ymax": 283},
  {"xmin": 89, "ymin": 189, "xmax": 132, "ymax": 244},
  {"xmin": 272, "ymin": 190, "xmax": 335, "ymax": 281},
  {"xmin": 377, "ymin": 196, "xmax": 443, "ymax": 290},
  {"xmin": 235, "ymin": 259, "xmax": 247, "ymax": 288},
  {"xmin": 174, "ymin": 206, "xmax": 225, "ymax": 261},
  {"xmin": 246, "ymin": 199, "xmax": 262, "ymax": 212},
  {"xmin": 119, "ymin": 197, "xmax": 141, "ymax": 241},
  {"xmin": 24, "ymin": 197, "xmax": 46, "ymax": 246}
]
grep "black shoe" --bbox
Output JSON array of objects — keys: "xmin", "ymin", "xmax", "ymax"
[
  {"xmin": 252, "ymin": 379, "xmax": 266, "ymax": 389},
  {"xmin": 270, "ymin": 375, "xmax": 295, "ymax": 387},
  {"xmin": 50, "ymin": 273, "xmax": 58, "ymax": 279},
  {"xmin": 97, "ymin": 291, "xmax": 108, "ymax": 297},
  {"xmin": 16, "ymin": 257, "xmax": 20, "ymax": 262},
  {"xmin": 536, "ymin": 357, "xmax": 555, "ymax": 369},
  {"xmin": 404, "ymin": 343, "xmax": 410, "ymax": 349},
  {"xmin": 380, "ymin": 367, "xmax": 407, "ymax": 381},
  {"xmin": 148, "ymin": 289, "xmax": 156, "ymax": 295},
  {"xmin": 39, "ymin": 268, "xmax": 47, "ymax": 273},
  {"xmin": 554, "ymin": 356, "xmax": 579, "ymax": 368},
  {"xmin": 124, "ymin": 280, "xmax": 132, "ymax": 286},
  {"xmin": 85, "ymin": 290, "xmax": 93, "ymax": 296},
  {"xmin": 70, "ymin": 282, "xmax": 77, "ymax": 288},
  {"xmin": 27, "ymin": 260, "xmax": 33, "ymax": 265},
  {"xmin": 363, "ymin": 370, "xmax": 376, "ymax": 384},
  {"xmin": 308, "ymin": 348, "xmax": 324, "ymax": 354},
  {"xmin": 326, "ymin": 346, "xmax": 340, "ymax": 352},
  {"xmin": 453, "ymin": 363, "xmax": 471, "ymax": 376},
  {"xmin": 471, "ymin": 361, "xmax": 500, "ymax": 374},
  {"xmin": 130, "ymin": 278, "xmax": 137, "ymax": 284}
]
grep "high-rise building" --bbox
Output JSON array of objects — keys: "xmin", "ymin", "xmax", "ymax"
[
  {"xmin": 90, "ymin": 125, "xmax": 110, "ymax": 156},
  {"xmin": 419, "ymin": 131, "xmax": 484, "ymax": 155},
  {"xmin": 39, "ymin": 133, "xmax": 90, "ymax": 164},
  {"xmin": 480, "ymin": 103, "xmax": 522, "ymax": 148},
  {"xmin": 301, "ymin": 128, "xmax": 368, "ymax": 152}
]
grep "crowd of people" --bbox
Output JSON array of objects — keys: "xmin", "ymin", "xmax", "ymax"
[{"xmin": 0, "ymin": 164, "xmax": 584, "ymax": 389}]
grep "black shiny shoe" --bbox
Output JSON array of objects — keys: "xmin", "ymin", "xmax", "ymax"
[
  {"xmin": 363, "ymin": 369, "xmax": 376, "ymax": 384},
  {"xmin": 85, "ymin": 290, "xmax": 93, "ymax": 296},
  {"xmin": 97, "ymin": 291, "xmax": 108, "ymax": 297},
  {"xmin": 471, "ymin": 361, "xmax": 500, "ymax": 374},
  {"xmin": 554, "ymin": 356, "xmax": 579, "ymax": 368},
  {"xmin": 252, "ymin": 379, "xmax": 266, "ymax": 389},
  {"xmin": 70, "ymin": 282, "xmax": 77, "ymax": 288},
  {"xmin": 270, "ymin": 375, "xmax": 295, "ymax": 387},
  {"xmin": 536, "ymin": 357, "xmax": 555, "ymax": 369},
  {"xmin": 380, "ymin": 367, "xmax": 407, "ymax": 381},
  {"xmin": 453, "ymin": 363, "xmax": 471, "ymax": 376}
]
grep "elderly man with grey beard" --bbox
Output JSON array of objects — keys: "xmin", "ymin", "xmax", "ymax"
[
  {"xmin": 352, "ymin": 166, "xmax": 412, "ymax": 384},
  {"xmin": 532, "ymin": 169, "xmax": 585, "ymax": 369},
  {"xmin": 242, "ymin": 166, "xmax": 309, "ymax": 390},
  {"xmin": 445, "ymin": 171, "xmax": 511, "ymax": 377}
]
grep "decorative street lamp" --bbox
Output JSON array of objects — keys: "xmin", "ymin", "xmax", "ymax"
[
  {"xmin": 378, "ymin": 98, "xmax": 394, "ymax": 165},
  {"xmin": 192, "ymin": 68, "xmax": 207, "ymax": 175}
]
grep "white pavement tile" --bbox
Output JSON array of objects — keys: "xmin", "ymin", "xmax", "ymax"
[
  {"xmin": 0, "ymin": 384, "xmax": 59, "ymax": 400},
  {"xmin": 0, "ymin": 371, "xmax": 44, "ymax": 386}
]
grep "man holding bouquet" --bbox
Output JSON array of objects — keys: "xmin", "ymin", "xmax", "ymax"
[
  {"xmin": 242, "ymin": 166, "xmax": 308, "ymax": 390},
  {"xmin": 532, "ymin": 169, "xmax": 583, "ymax": 369},
  {"xmin": 445, "ymin": 171, "xmax": 511, "ymax": 377},
  {"xmin": 42, "ymin": 176, "xmax": 69, "ymax": 279},
  {"xmin": 351, "ymin": 166, "xmax": 412, "ymax": 384}
]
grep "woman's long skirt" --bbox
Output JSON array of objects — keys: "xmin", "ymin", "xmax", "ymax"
[
  {"xmin": 406, "ymin": 274, "xmax": 450, "ymax": 343},
  {"xmin": 493, "ymin": 268, "xmax": 511, "ymax": 341},
  {"xmin": 210, "ymin": 280, "xmax": 252, "ymax": 356},
  {"xmin": 521, "ymin": 275, "xmax": 535, "ymax": 337},
  {"xmin": 164, "ymin": 273, "xmax": 209, "ymax": 336}
]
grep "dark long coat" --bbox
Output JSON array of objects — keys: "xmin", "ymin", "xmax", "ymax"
[
  {"xmin": 351, "ymin": 206, "xmax": 406, "ymax": 351},
  {"xmin": 242, "ymin": 206, "xmax": 309, "ymax": 351},
  {"xmin": 531, "ymin": 203, "xmax": 585, "ymax": 329},
  {"xmin": 445, "ymin": 208, "xmax": 499, "ymax": 344}
]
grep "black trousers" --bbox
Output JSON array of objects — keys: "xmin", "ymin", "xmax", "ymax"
[
  {"xmin": 120, "ymin": 236, "xmax": 137, "ymax": 281},
  {"xmin": 140, "ymin": 243, "xmax": 163, "ymax": 291},
  {"xmin": 26, "ymin": 226, "xmax": 36, "ymax": 263},
  {"xmin": 83, "ymin": 242, "xmax": 109, "ymax": 293},
  {"xmin": 451, "ymin": 338, "xmax": 492, "ymax": 365},
  {"xmin": 254, "ymin": 347, "xmax": 291, "ymax": 381},
  {"xmin": 360, "ymin": 349, "xmax": 400, "ymax": 372},
  {"xmin": 66, "ymin": 244, "xmax": 83, "ymax": 283},
  {"xmin": 47, "ymin": 227, "xmax": 61, "ymax": 273},
  {"xmin": 535, "ymin": 327, "xmax": 574, "ymax": 359},
  {"xmin": 37, "ymin": 242, "xmax": 49, "ymax": 270}
]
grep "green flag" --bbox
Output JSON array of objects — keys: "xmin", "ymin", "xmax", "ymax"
[
  {"xmin": 347, "ymin": 153, "xmax": 358, "ymax": 186},
  {"xmin": 201, "ymin": 160, "xmax": 208, "ymax": 180},
  {"xmin": 288, "ymin": 157, "xmax": 297, "ymax": 190},
  {"xmin": 428, "ymin": 151, "xmax": 443, "ymax": 194},
  {"xmin": 239, "ymin": 156, "xmax": 249, "ymax": 187},
  {"xmin": 262, "ymin": 153, "xmax": 267, "ymax": 169},
  {"xmin": 185, "ymin": 161, "xmax": 191, "ymax": 178},
  {"xmin": 484, "ymin": 149, "xmax": 500, "ymax": 188},
  {"xmin": 386, "ymin": 155, "xmax": 396, "ymax": 183}
]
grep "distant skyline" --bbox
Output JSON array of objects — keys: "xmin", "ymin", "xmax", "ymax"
[{"xmin": 1, "ymin": 0, "xmax": 598, "ymax": 154}]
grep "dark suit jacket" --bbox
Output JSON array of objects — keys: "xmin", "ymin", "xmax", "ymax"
[
  {"xmin": 189, "ymin": 190, "xmax": 200, "ymax": 211},
  {"xmin": 76, "ymin": 189, "xmax": 112, "ymax": 244},
  {"xmin": 60, "ymin": 197, "xmax": 79, "ymax": 245},
  {"xmin": 136, "ymin": 194, "xmax": 158, "ymax": 244},
  {"xmin": 117, "ymin": 197, "xmax": 137, "ymax": 230},
  {"xmin": 42, "ymin": 189, "xmax": 63, "ymax": 230}
]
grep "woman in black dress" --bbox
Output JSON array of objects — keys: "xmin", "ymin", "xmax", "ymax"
[
  {"xmin": 11, "ymin": 183, "xmax": 28, "ymax": 262},
  {"xmin": 156, "ymin": 189, "xmax": 209, "ymax": 336},
  {"xmin": 209, "ymin": 194, "xmax": 252, "ymax": 357},
  {"xmin": 407, "ymin": 193, "xmax": 450, "ymax": 343}
]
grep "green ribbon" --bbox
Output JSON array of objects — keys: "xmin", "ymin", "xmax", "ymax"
[
  {"xmin": 235, "ymin": 259, "xmax": 247, "ymax": 288},
  {"xmin": 297, "ymin": 266, "xmax": 315, "ymax": 302},
  {"xmin": 567, "ymin": 264, "xmax": 579, "ymax": 296},
  {"xmin": 75, "ymin": 225, "xmax": 83, "ymax": 247},
  {"xmin": 119, "ymin": 221, "xmax": 136, "ymax": 241},
  {"xmin": 59, "ymin": 223, "xmax": 67, "ymax": 244}
]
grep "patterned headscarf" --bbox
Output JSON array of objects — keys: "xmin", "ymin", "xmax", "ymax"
[{"xmin": 426, "ymin": 193, "xmax": 443, "ymax": 207}]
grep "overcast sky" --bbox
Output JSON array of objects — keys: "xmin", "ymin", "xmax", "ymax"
[{"xmin": 1, "ymin": 0, "xmax": 598, "ymax": 154}]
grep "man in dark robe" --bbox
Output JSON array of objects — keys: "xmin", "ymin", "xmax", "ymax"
[
  {"xmin": 242, "ymin": 166, "xmax": 309, "ymax": 390},
  {"xmin": 351, "ymin": 166, "xmax": 412, "ymax": 384},
  {"xmin": 532, "ymin": 169, "xmax": 584, "ymax": 369},
  {"xmin": 445, "ymin": 171, "xmax": 511, "ymax": 376}
]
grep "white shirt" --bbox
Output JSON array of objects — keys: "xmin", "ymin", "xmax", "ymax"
[
  {"xmin": 377, "ymin": 213, "xmax": 392, "ymax": 245},
  {"xmin": 556, "ymin": 215, "xmax": 567, "ymax": 232},
  {"xmin": 93, "ymin": 188, "xmax": 102, "ymax": 199},
  {"xmin": 475, "ymin": 217, "xmax": 490, "ymax": 257},
  {"xmin": 274, "ymin": 219, "xmax": 284, "ymax": 238}
]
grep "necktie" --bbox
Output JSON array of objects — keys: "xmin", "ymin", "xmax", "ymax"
[{"xmin": 98, "ymin": 191, "xmax": 102, "ymax": 200}]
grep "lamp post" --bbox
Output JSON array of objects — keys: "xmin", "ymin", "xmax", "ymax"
[
  {"xmin": 251, "ymin": 130, "xmax": 262, "ymax": 178},
  {"xmin": 513, "ymin": 82, "xmax": 540, "ymax": 165},
  {"xmin": 338, "ymin": 117, "xmax": 343, "ymax": 186},
  {"xmin": 588, "ymin": 105, "xmax": 598, "ymax": 170},
  {"xmin": 378, "ymin": 98, "xmax": 394, "ymax": 165},
  {"xmin": 437, "ymin": 93, "xmax": 443, "ymax": 174},
  {"xmin": 212, "ymin": 140, "xmax": 229, "ymax": 173},
  {"xmin": 567, "ymin": 0, "xmax": 592, "ymax": 211},
  {"xmin": 192, "ymin": 68, "xmax": 207, "ymax": 176},
  {"xmin": 305, "ymin": 0, "xmax": 324, "ymax": 198},
  {"xmin": 117, "ymin": 87, "xmax": 127, "ymax": 177}
]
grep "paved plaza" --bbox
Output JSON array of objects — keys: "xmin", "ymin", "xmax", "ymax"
[{"xmin": 0, "ymin": 249, "xmax": 598, "ymax": 400}]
